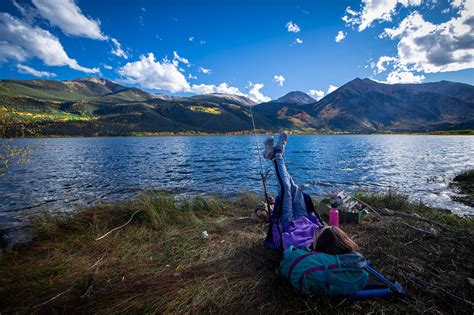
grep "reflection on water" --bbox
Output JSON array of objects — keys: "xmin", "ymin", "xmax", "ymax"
[{"xmin": 1, "ymin": 135, "xmax": 473, "ymax": 232}]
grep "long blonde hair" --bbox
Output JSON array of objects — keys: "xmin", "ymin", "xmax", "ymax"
[{"xmin": 313, "ymin": 226, "xmax": 358, "ymax": 255}]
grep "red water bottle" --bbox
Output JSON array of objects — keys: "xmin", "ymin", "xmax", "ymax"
[{"xmin": 329, "ymin": 207, "xmax": 339, "ymax": 226}]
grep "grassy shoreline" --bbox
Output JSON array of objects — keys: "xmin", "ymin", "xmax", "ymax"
[{"xmin": 1, "ymin": 191, "xmax": 473, "ymax": 313}]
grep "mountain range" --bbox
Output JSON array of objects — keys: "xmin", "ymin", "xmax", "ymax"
[{"xmin": 1, "ymin": 77, "xmax": 473, "ymax": 137}]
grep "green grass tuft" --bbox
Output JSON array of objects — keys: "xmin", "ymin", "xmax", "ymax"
[{"xmin": 356, "ymin": 191, "xmax": 474, "ymax": 229}]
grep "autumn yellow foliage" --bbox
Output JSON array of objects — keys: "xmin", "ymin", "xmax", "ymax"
[
  {"xmin": 8, "ymin": 109, "xmax": 94, "ymax": 122},
  {"xmin": 189, "ymin": 106, "xmax": 221, "ymax": 115}
]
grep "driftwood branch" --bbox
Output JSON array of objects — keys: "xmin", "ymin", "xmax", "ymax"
[
  {"xmin": 352, "ymin": 196, "xmax": 382, "ymax": 218},
  {"xmin": 95, "ymin": 210, "xmax": 141, "ymax": 241},
  {"xmin": 402, "ymin": 222, "xmax": 439, "ymax": 236},
  {"xmin": 379, "ymin": 208, "xmax": 448, "ymax": 229},
  {"xmin": 32, "ymin": 288, "xmax": 72, "ymax": 310},
  {"xmin": 352, "ymin": 198, "xmax": 448, "ymax": 229},
  {"xmin": 90, "ymin": 254, "xmax": 106, "ymax": 269},
  {"xmin": 409, "ymin": 276, "xmax": 474, "ymax": 307}
]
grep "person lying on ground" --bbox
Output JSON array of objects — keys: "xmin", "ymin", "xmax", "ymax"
[{"xmin": 263, "ymin": 133, "xmax": 368, "ymax": 296}]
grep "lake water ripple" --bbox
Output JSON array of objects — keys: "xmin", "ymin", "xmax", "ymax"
[{"xmin": 1, "ymin": 135, "xmax": 473, "ymax": 234}]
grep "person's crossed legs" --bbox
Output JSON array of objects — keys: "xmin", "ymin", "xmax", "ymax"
[{"xmin": 264, "ymin": 133, "xmax": 308, "ymax": 229}]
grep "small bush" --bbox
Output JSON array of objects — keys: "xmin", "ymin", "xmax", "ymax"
[{"xmin": 453, "ymin": 168, "xmax": 474, "ymax": 182}]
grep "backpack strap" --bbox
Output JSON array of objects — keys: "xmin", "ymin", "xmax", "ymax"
[
  {"xmin": 287, "ymin": 252, "xmax": 323, "ymax": 280},
  {"xmin": 303, "ymin": 193, "xmax": 325, "ymax": 226},
  {"xmin": 298, "ymin": 265, "xmax": 326, "ymax": 291},
  {"xmin": 298, "ymin": 256, "xmax": 339, "ymax": 292}
]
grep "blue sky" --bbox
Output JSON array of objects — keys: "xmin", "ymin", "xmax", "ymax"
[{"xmin": 0, "ymin": 0, "xmax": 473, "ymax": 101}]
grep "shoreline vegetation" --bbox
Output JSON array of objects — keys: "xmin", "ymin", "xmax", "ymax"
[
  {"xmin": 1, "ymin": 129, "xmax": 473, "ymax": 139},
  {"xmin": 1, "ymin": 191, "xmax": 473, "ymax": 313},
  {"xmin": 450, "ymin": 169, "xmax": 474, "ymax": 207}
]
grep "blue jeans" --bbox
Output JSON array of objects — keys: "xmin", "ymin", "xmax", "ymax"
[{"xmin": 273, "ymin": 153, "xmax": 308, "ymax": 229}]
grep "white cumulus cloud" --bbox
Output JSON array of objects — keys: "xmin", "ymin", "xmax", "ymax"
[
  {"xmin": 348, "ymin": 0, "xmax": 473, "ymax": 84},
  {"xmin": 31, "ymin": 0, "xmax": 108, "ymax": 40},
  {"xmin": 118, "ymin": 53, "xmax": 191, "ymax": 93},
  {"xmin": 198, "ymin": 66, "xmax": 211, "ymax": 74},
  {"xmin": 0, "ymin": 13, "xmax": 99, "ymax": 73},
  {"xmin": 173, "ymin": 51, "xmax": 190, "ymax": 67},
  {"xmin": 114, "ymin": 51, "xmax": 271, "ymax": 102},
  {"xmin": 286, "ymin": 21, "xmax": 301, "ymax": 33},
  {"xmin": 17, "ymin": 64, "xmax": 57, "ymax": 77},
  {"xmin": 192, "ymin": 82, "xmax": 271, "ymax": 103},
  {"xmin": 0, "ymin": 41, "xmax": 28, "ymax": 63},
  {"xmin": 327, "ymin": 85, "xmax": 338, "ymax": 94},
  {"xmin": 191, "ymin": 83, "xmax": 245, "ymax": 96},
  {"xmin": 32, "ymin": 0, "xmax": 129, "ymax": 61},
  {"xmin": 247, "ymin": 82, "xmax": 271, "ymax": 103},
  {"xmin": 335, "ymin": 31, "xmax": 346, "ymax": 42},
  {"xmin": 191, "ymin": 82, "xmax": 271, "ymax": 103},
  {"xmin": 343, "ymin": 0, "xmax": 423, "ymax": 31},
  {"xmin": 273, "ymin": 75, "xmax": 285, "ymax": 87},
  {"xmin": 308, "ymin": 89, "xmax": 325, "ymax": 100},
  {"xmin": 375, "ymin": 56, "xmax": 397, "ymax": 73},
  {"xmin": 111, "ymin": 38, "xmax": 128, "ymax": 59},
  {"xmin": 190, "ymin": 84, "xmax": 218, "ymax": 95},
  {"xmin": 189, "ymin": 36, "xmax": 194, "ymax": 42},
  {"xmin": 308, "ymin": 85, "xmax": 339, "ymax": 99},
  {"xmin": 381, "ymin": 4, "xmax": 474, "ymax": 74},
  {"xmin": 12, "ymin": 0, "xmax": 28, "ymax": 17},
  {"xmin": 294, "ymin": 38, "xmax": 303, "ymax": 45},
  {"xmin": 384, "ymin": 69, "xmax": 426, "ymax": 83},
  {"xmin": 368, "ymin": 1, "xmax": 473, "ymax": 83}
]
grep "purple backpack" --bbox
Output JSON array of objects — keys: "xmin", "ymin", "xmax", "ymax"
[{"xmin": 264, "ymin": 193, "xmax": 324, "ymax": 251}]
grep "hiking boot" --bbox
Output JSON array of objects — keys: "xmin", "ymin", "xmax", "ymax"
[
  {"xmin": 274, "ymin": 132, "xmax": 288, "ymax": 155},
  {"xmin": 263, "ymin": 137, "xmax": 275, "ymax": 160}
]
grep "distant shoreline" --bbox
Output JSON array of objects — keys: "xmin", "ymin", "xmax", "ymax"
[{"xmin": 2, "ymin": 129, "xmax": 474, "ymax": 139}]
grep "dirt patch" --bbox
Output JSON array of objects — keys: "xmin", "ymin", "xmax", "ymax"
[{"xmin": 319, "ymin": 105, "xmax": 341, "ymax": 120}]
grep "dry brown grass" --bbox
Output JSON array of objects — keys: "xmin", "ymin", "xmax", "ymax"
[{"xmin": 0, "ymin": 191, "xmax": 473, "ymax": 314}]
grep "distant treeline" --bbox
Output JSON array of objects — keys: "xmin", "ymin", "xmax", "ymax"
[{"xmin": 429, "ymin": 130, "xmax": 474, "ymax": 135}]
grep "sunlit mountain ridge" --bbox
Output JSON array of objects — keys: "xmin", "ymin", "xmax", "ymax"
[{"xmin": 1, "ymin": 77, "xmax": 473, "ymax": 136}]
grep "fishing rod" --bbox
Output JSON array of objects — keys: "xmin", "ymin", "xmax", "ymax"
[{"xmin": 248, "ymin": 105, "xmax": 272, "ymax": 214}]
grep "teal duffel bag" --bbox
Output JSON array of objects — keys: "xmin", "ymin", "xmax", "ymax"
[{"xmin": 280, "ymin": 246, "xmax": 369, "ymax": 296}]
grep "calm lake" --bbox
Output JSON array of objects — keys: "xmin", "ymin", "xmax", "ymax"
[{"xmin": 1, "ymin": 135, "xmax": 473, "ymax": 234}]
